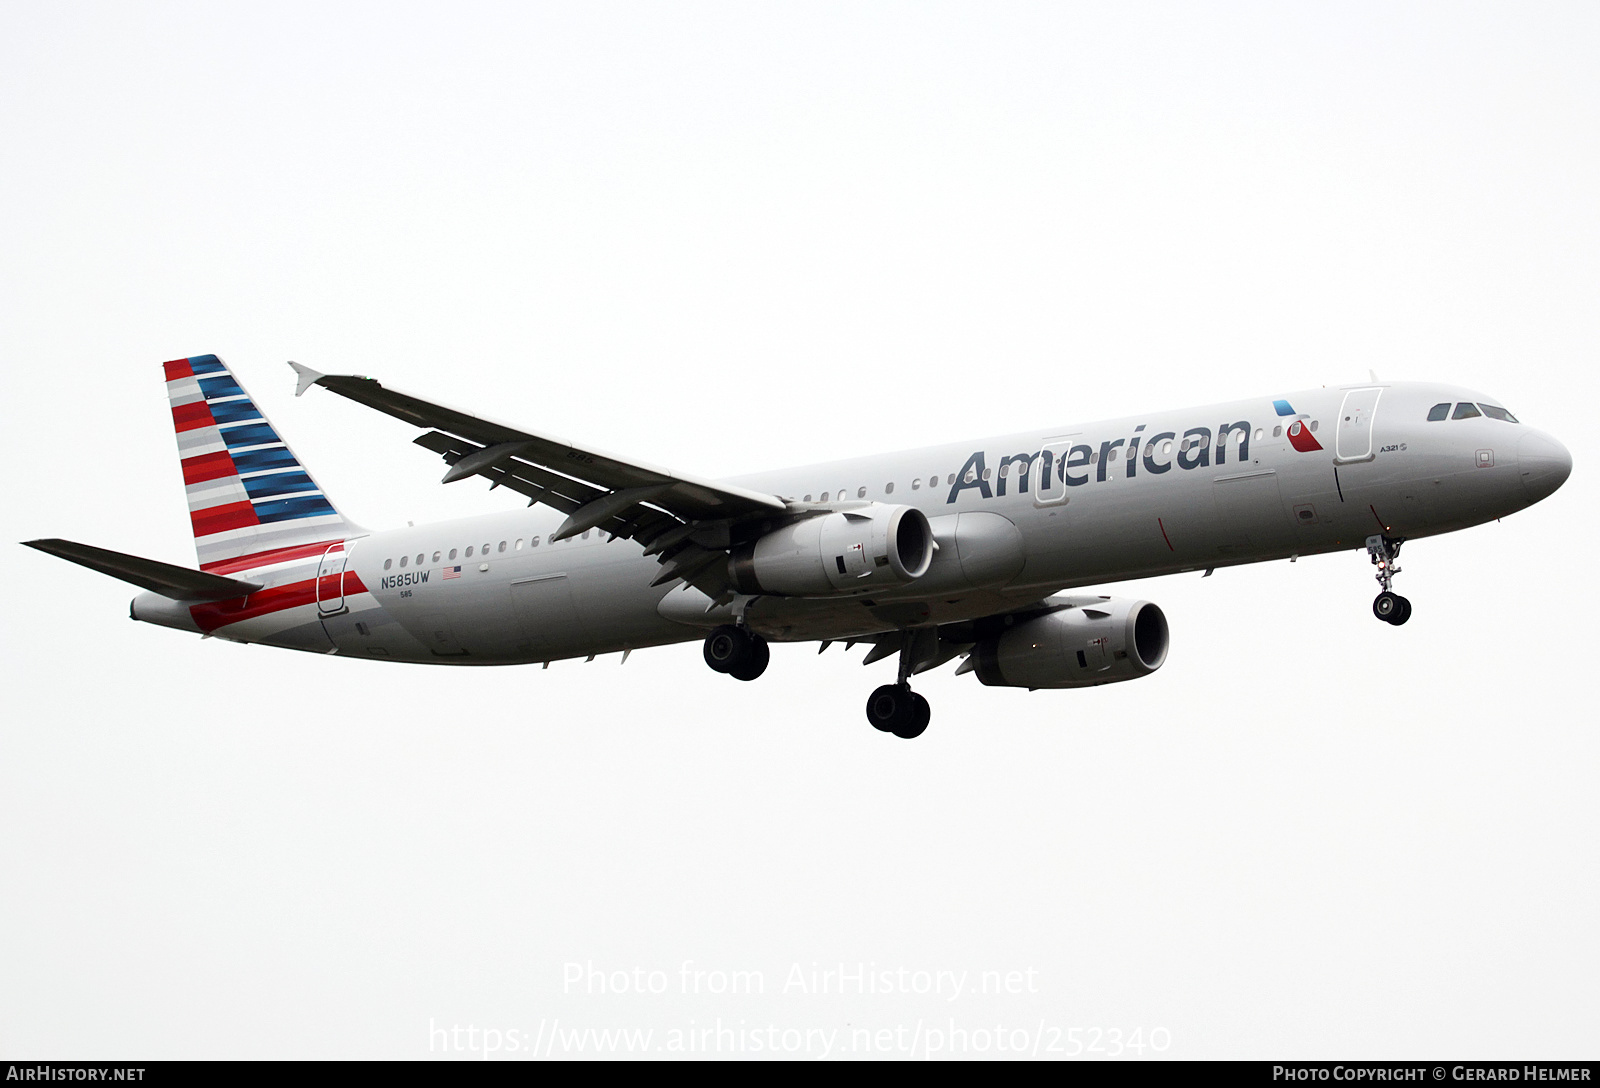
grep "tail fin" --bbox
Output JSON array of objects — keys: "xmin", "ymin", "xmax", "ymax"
[{"xmin": 163, "ymin": 354, "xmax": 361, "ymax": 572}]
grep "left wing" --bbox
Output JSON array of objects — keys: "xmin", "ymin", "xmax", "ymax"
[{"xmin": 291, "ymin": 363, "xmax": 788, "ymax": 601}]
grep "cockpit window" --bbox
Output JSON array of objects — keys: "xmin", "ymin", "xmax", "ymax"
[
  {"xmin": 1479, "ymin": 404, "xmax": 1519, "ymax": 423},
  {"xmin": 1427, "ymin": 402, "xmax": 1450, "ymax": 421},
  {"xmin": 1452, "ymin": 402, "xmax": 1482, "ymax": 420}
]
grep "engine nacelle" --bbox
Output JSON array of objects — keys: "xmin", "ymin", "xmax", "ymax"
[
  {"xmin": 729, "ymin": 505, "xmax": 934, "ymax": 597},
  {"xmin": 970, "ymin": 598, "xmax": 1169, "ymax": 689}
]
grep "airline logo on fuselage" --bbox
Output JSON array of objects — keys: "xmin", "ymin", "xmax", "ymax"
[{"xmin": 946, "ymin": 401, "xmax": 1322, "ymax": 504}]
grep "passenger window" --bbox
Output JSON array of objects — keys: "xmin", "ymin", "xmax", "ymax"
[
  {"xmin": 1452, "ymin": 402, "xmax": 1481, "ymax": 420},
  {"xmin": 1161, "ymin": 440, "xmax": 1173, "ymax": 455},
  {"xmin": 466, "ymin": 546, "xmax": 474, "ymax": 558},
  {"xmin": 946, "ymin": 474, "xmax": 954, "ymax": 486},
  {"xmin": 448, "ymin": 548, "xmax": 457, "ymax": 561},
  {"xmin": 531, "ymin": 536, "xmax": 540, "ymax": 547},
  {"xmin": 515, "ymin": 539, "xmax": 523, "ymax": 550},
  {"xmin": 885, "ymin": 482, "xmax": 895, "ymax": 494},
  {"xmin": 820, "ymin": 492, "xmax": 829, "ymax": 502},
  {"xmin": 1480, "ymin": 404, "xmax": 1519, "ymax": 423},
  {"xmin": 910, "ymin": 479, "xmax": 920, "ymax": 490},
  {"xmin": 581, "ymin": 531, "xmax": 590, "ymax": 540},
  {"xmin": 1427, "ymin": 402, "xmax": 1450, "ymax": 421},
  {"xmin": 803, "ymin": 494, "xmax": 812, "ymax": 502},
  {"xmin": 981, "ymin": 468, "xmax": 991, "ymax": 479},
  {"xmin": 482, "ymin": 542, "xmax": 490, "ymax": 554},
  {"xmin": 857, "ymin": 486, "xmax": 867, "ymax": 498},
  {"xmin": 432, "ymin": 550, "xmax": 441, "ymax": 562},
  {"xmin": 1308, "ymin": 420, "xmax": 1319, "ymax": 432},
  {"xmin": 498, "ymin": 541, "xmax": 507, "ymax": 552},
  {"xmin": 416, "ymin": 553, "xmax": 424, "ymax": 565},
  {"xmin": 1272, "ymin": 425, "xmax": 1282, "ymax": 438},
  {"xmin": 399, "ymin": 556, "xmax": 407, "ymax": 568},
  {"xmin": 1253, "ymin": 428, "xmax": 1263, "ymax": 441},
  {"xmin": 384, "ymin": 558, "xmax": 392, "ymax": 570}
]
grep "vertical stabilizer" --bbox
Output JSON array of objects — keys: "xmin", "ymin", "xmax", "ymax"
[{"xmin": 163, "ymin": 354, "xmax": 360, "ymax": 572}]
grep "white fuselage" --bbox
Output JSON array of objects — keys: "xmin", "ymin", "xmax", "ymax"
[{"xmin": 130, "ymin": 381, "xmax": 1567, "ymax": 664}]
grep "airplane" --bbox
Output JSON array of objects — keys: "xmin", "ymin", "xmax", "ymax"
[{"xmin": 24, "ymin": 354, "xmax": 1572, "ymax": 739}]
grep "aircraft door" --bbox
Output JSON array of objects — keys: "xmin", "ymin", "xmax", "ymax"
[
  {"xmin": 1032, "ymin": 436, "xmax": 1079, "ymax": 507},
  {"xmin": 1334, "ymin": 387, "xmax": 1384, "ymax": 464},
  {"xmin": 316, "ymin": 542, "xmax": 349, "ymax": 616}
]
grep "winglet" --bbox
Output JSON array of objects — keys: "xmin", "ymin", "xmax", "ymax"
[{"xmin": 289, "ymin": 360, "xmax": 326, "ymax": 397}]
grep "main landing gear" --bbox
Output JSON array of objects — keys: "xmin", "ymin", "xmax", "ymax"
[
  {"xmin": 863, "ymin": 630, "xmax": 931, "ymax": 739},
  {"xmin": 702, "ymin": 624, "xmax": 770, "ymax": 681},
  {"xmin": 1367, "ymin": 534, "xmax": 1412, "ymax": 626},
  {"xmin": 865, "ymin": 683, "xmax": 930, "ymax": 740}
]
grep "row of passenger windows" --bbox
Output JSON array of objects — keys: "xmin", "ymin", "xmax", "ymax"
[
  {"xmin": 381, "ymin": 529, "xmax": 596, "ymax": 570},
  {"xmin": 789, "ymin": 424, "xmax": 1305, "ymax": 501},
  {"xmin": 379, "ymin": 417, "xmax": 1338, "ymax": 567},
  {"xmin": 1427, "ymin": 401, "xmax": 1518, "ymax": 423}
]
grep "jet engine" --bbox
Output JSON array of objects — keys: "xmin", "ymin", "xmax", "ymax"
[
  {"xmin": 729, "ymin": 505, "xmax": 935, "ymax": 597},
  {"xmin": 969, "ymin": 598, "xmax": 1169, "ymax": 688}
]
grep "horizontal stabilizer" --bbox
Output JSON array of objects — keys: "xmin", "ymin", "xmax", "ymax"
[{"xmin": 23, "ymin": 538, "xmax": 262, "ymax": 601}]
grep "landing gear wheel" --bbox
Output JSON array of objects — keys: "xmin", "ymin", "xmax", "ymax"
[
  {"xmin": 703, "ymin": 625, "xmax": 754, "ymax": 674},
  {"xmin": 1373, "ymin": 592, "xmax": 1412, "ymax": 625},
  {"xmin": 865, "ymin": 684, "xmax": 929, "ymax": 739},
  {"xmin": 1366, "ymin": 535, "xmax": 1411, "ymax": 624},
  {"xmin": 866, "ymin": 684, "xmax": 907, "ymax": 733},
  {"xmin": 895, "ymin": 692, "xmax": 931, "ymax": 740},
  {"xmin": 727, "ymin": 638, "xmax": 770, "ymax": 681}
]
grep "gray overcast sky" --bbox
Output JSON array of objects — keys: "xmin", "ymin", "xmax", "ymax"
[{"xmin": 2, "ymin": 1, "xmax": 1596, "ymax": 1060}]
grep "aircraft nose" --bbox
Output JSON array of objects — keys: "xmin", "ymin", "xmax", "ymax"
[{"xmin": 1518, "ymin": 430, "xmax": 1572, "ymax": 503}]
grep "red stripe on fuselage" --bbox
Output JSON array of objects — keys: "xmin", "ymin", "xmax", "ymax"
[
  {"xmin": 187, "ymin": 572, "xmax": 369, "ymax": 633},
  {"xmin": 171, "ymin": 400, "xmax": 215, "ymax": 433},
  {"xmin": 200, "ymin": 538, "xmax": 344, "ymax": 575},
  {"xmin": 163, "ymin": 358, "xmax": 194, "ymax": 381},
  {"xmin": 190, "ymin": 500, "xmax": 259, "ymax": 537},
  {"xmin": 181, "ymin": 450, "xmax": 237, "ymax": 485}
]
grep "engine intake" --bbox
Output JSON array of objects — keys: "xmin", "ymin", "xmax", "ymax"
[
  {"xmin": 971, "ymin": 598, "xmax": 1169, "ymax": 689},
  {"xmin": 730, "ymin": 505, "xmax": 934, "ymax": 597}
]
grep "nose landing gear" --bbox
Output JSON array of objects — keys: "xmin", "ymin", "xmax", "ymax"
[
  {"xmin": 1367, "ymin": 535, "xmax": 1412, "ymax": 625},
  {"xmin": 703, "ymin": 624, "xmax": 770, "ymax": 681}
]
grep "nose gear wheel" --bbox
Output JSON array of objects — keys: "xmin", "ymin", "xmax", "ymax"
[{"xmin": 1366, "ymin": 535, "xmax": 1412, "ymax": 625}]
